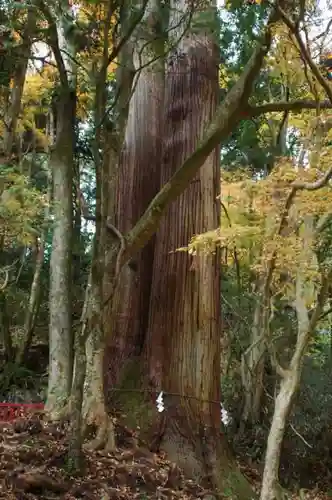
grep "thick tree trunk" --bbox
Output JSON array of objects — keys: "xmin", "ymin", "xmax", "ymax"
[
  {"xmin": 103, "ymin": 0, "xmax": 163, "ymax": 393},
  {"xmin": 145, "ymin": 2, "xmax": 255, "ymax": 497}
]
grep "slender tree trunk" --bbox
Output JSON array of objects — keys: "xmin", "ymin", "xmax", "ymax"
[
  {"xmin": 46, "ymin": 86, "xmax": 75, "ymax": 416},
  {"xmin": 260, "ymin": 274, "xmax": 328, "ymax": 499},
  {"xmin": 70, "ymin": 127, "xmax": 120, "ymax": 458},
  {"xmin": 241, "ymin": 289, "xmax": 269, "ymax": 426},
  {"xmin": 260, "ymin": 206, "xmax": 325, "ymax": 500},
  {"xmin": 16, "ymin": 170, "xmax": 51, "ymax": 365},
  {"xmin": 3, "ymin": 8, "xmax": 36, "ymax": 157},
  {"xmin": 67, "ymin": 117, "xmax": 117, "ymax": 466},
  {"xmin": 16, "ymin": 239, "xmax": 44, "ymax": 365},
  {"xmin": 146, "ymin": 2, "xmax": 255, "ymax": 497},
  {"xmin": 81, "ymin": 136, "xmax": 116, "ymax": 444},
  {"xmin": 0, "ymin": 293, "xmax": 13, "ymax": 362},
  {"xmin": 70, "ymin": 1, "xmax": 119, "ymax": 454},
  {"xmin": 260, "ymin": 371, "xmax": 297, "ymax": 500},
  {"xmin": 72, "ymin": 161, "xmax": 84, "ymax": 321},
  {"xmin": 67, "ymin": 232, "xmax": 115, "ymax": 469},
  {"xmin": 46, "ymin": 0, "xmax": 77, "ymax": 417}
]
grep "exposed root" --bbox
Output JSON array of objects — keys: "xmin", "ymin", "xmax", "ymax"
[
  {"xmin": 83, "ymin": 411, "xmax": 116, "ymax": 452},
  {"xmin": 44, "ymin": 400, "xmax": 70, "ymax": 423},
  {"xmin": 58, "ymin": 404, "xmax": 71, "ymax": 422},
  {"xmin": 14, "ymin": 471, "xmax": 68, "ymax": 494}
]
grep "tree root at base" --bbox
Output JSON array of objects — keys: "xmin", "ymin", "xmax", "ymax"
[
  {"xmin": 44, "ymin": 403, "xmax": 70, "ymax": 424},
  {"xmin": 83, "ymin": 413, "xmax": 116, "ymax": 452},
  {"xmin": 14, "ymin": 472, "xmax": 68, "ymax": 494}
]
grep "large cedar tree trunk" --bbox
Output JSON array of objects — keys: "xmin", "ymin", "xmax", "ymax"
[
  {"xmin": 145, "ymin": 2, "xmax": 255, "ymax": 497},
  {"xmin": 103, "ymin": 0, "xmax": 164, "ymax": 395}
]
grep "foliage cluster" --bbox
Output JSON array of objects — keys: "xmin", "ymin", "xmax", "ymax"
[{"xmin": 0, "ymin": 164, "xmax": 47, "ymax": 248}]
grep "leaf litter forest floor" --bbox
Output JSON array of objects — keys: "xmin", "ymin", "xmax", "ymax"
[{"xmin": 0, "ymin": 411, "xmax": 330, "ymax": 500}]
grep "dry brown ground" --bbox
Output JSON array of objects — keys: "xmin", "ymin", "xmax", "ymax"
[{"xmin": 0, "ymin": 412, "xmax": 329, "ymax": 500}]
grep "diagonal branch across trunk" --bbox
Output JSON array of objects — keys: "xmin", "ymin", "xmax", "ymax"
[{"xmin": 105, "ymin": 7, "xmax": 280, "ymax": 272}]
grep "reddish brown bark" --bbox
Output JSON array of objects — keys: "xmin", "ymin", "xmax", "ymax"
[
  {"xmin": 142, "ymin": 11, "xmax": 254, "ymax": 495},
  {"xmin": 145, "ymin": 34, "xmax": 222, "ymax": 472},
  {"xmin": 103, "ymin": 0, "xmax": 164, "ymax": 395}
]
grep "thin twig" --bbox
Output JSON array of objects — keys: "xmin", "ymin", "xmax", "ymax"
[{"xmin": 289, "ymin": 422, "xmax": 313, "ymax": 448}]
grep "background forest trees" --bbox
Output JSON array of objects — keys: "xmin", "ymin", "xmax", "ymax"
[{"xmin": 2, "ymin": 0, "xmax": 332, "ymax": 499}]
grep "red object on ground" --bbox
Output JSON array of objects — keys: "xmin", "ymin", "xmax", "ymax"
[{"xmin": 0, "ymin": 403, "xmax": 44, "ymax": 421}]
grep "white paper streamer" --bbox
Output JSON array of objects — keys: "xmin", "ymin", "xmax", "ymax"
[{"xmin": 156, "ymin": 391, "xmax": 165, "ymax": 413}]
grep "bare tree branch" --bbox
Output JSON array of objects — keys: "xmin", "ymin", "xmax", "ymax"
[
  {"xmin": 110, "ymin": 6, "xmax": 281, "ymax": 266},
  {"xmin": 34, "ymin": 0, "xmax": 68, "ymax": 88},
  {"xmin": 292, "ymin": 164, "xmax": 332, "ymax": 190},
  {"xmin": 312, "ymin": 17, "xmax": 332, "ymax": 43},
  {"xmin": 219, "ymin": 201, "xmax": 241, "ymax": 292},
  {"xmin": 248, "ymin": 99, "xmax": 332, "ymax": 117},
  {"xmin": 318, "ymin": 304, "xmax": 332, "ymax": 321},
  {"xmin": 278, "ymin": 4, "xmax": 332, "ymax": 103},
  {"xmin": 289, "ymin": 422, "xmax": 312, "ymax": 448},
  {"xmin": 103, "ymin": 0, "xmax": 149, "ymax": 70},
  {"xmin": 267, "ymin": 340, "xmax": 288, "ymax": 378},
  {"xmin": 0, "ymin": 269, "xmax": 9, "ymax": 292}
]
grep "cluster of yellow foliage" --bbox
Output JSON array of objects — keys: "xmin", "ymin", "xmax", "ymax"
[
  {"xmin": 0, "ymin": 0, "xmax": 120, "ymax": 252},
  {"xmin": 187, "ymin": 156, "xmax": 332, "ymax": 299},
  {"xmin": 0, "ymin": 169, "xmax": 47, "ymax": 248}
]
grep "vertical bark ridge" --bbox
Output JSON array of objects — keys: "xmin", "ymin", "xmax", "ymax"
[
  {"xmin": 146, "ymin": 22, "xmax": 222, "ymax": 476},
  {"xmin": 103, "ymin": 0, "xmax": 164, "ymax": 396}
]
